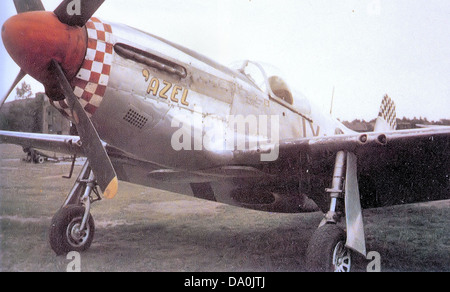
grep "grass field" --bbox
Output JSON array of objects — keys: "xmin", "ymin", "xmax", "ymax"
[{"xmin": 0, "ymin": 144, "xmax": 448, "ymax": 272}]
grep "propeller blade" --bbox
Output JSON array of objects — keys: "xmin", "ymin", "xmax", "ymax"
[
  {"xmin": 50, "ymin": 59, "xmax": 118, "ymax": 199},
  {"xmin": 53, "ymin": 0, "xmax": 105, "ymax": 27},
  {"xmin": 13, "ymin": 0, "xmax": 45, "ymax": 13},
  {"xmin": 0, "ymin": 69, "xmax": 26, "ymax": 109}
]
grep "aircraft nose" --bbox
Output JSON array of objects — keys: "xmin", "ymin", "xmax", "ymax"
[{"xmin": 2, "ymin": 11, "xmax": 87, "ymax": 85}]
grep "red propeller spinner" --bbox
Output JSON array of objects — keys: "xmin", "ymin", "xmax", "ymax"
[{"xmin": 2, "ymin": 11, "xmax": 87, "ymax": 88}]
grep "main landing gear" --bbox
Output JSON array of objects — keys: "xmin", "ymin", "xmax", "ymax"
[
  {"xmin": 49, "ymin": 161, "xmax": 101, "ymax": 255},
  {"xmin": 305, "ymin": 151, "xmax": 367, "ymax": 272}
]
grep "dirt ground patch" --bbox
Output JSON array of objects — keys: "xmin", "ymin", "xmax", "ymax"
[
  {"xmin": 127, "ymin": 200, "xmax": 221, "ymax": 215},
  {"xmin": 0, "ymin": 144, "xmax": 449, "ymax": 272}
]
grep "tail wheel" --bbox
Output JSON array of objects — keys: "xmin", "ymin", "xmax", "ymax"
[
  {"xmin": 49, "ymin": 205, "xmax": 95, "ymax": 255},
  {"xmin": 305, "ymin": 224, "xmax": 352, "ymax": 272}
]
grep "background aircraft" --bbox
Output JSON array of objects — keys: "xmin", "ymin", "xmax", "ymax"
[{"xmin": 0, "ymin": 0, "xmax": 449, "ymax": 272}]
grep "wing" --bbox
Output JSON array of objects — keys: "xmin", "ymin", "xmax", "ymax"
[
  {"xmin": 0, "ymin": 130, "xmax": 83, "ymax": 156},
  {"xmin": 233, "ymin": 127, "xmax": 449, "ymax": 163},
  {"xmin": 232, "ymin": 126, "xmax": 450, "ymax": 210}
]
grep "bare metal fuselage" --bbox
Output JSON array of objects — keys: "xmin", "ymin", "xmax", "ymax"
[
  {"xmin": 92, "ymin": 22, "xmax": 347, "ymax": 164},
  {"xmin": 59, "ymin": 21, "xmax": 353, "ymax": 212}
]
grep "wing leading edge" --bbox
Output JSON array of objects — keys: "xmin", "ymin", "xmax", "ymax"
[
  {"xmin": 233, "ymin": 126, "xmax": 450, "ymax": 165},
  {"xmin": 0, "ymin": 130, "xmax": 84, "ymax": 156}
]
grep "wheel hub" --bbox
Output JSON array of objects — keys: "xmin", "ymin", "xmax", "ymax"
[
  {"xmin": 67, "ymin": 218, "xmax": 89, "ymax": 247},
  {"xmin": 332, "ymin": 241, "xmax": 351, "ymax": 272}
]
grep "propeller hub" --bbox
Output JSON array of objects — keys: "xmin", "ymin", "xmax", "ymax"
[{"xmin": 2, "ymin": 11, "xmax": 87, "ymax": 86}]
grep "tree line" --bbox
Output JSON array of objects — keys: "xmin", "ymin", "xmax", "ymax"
[{"xmin": 342, "ymin": 117, "xmax": 450, "ymax": 132}]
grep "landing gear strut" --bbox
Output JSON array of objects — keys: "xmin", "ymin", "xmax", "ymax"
[
  {"xmin": 305, "ymin": 151, "xmax": 366, "ymax": 272},
  {"xmin": 49, "ymin": 161, "xmax": 101, "ymax": 255}
]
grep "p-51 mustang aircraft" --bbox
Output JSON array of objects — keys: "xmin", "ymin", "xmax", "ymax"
[{"xmin": 1, "ymin": 0, "xmax": 449, "ymax": 272}]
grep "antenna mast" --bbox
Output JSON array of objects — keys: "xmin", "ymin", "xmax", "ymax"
[{"xmin": 330, "ymin": 86, "xmax": 335, "ymax": 115}]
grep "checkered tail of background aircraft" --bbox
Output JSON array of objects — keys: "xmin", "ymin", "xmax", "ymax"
[{"xmin": 374, "ymin": 95, "xmax": 397, "ymax": 132}]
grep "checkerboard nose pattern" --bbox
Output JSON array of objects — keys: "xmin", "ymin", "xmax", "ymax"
[{"xmin": 51, "ymin": 18, "xmax": 114, "ymax": 119}]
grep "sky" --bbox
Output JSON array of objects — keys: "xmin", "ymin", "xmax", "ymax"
[{"xmin": 1, "ymin": 0, "xmax": 449, "ymax": 121}]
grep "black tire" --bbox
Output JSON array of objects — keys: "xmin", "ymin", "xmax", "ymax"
[
  {"xmin": 36, "ymin": 156, "xmax": 45, "ymax": 164},
  {"xmin": 49, "ymin": 205, "xmax": 95, "ymax": 255},
  {"xmin": 305, "ymin": 224, "xmax": 351, "ymax": 272}
]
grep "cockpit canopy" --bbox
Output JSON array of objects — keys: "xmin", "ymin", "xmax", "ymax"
[
  {"xmin": 232, "ymin": 60, "xmax": 311, "ymax": 116},
  {"xmin": 268, "ymin": 75, "xmax": 293, "ymax": 105},
  {"xmin": 232, "ymin": 60, "xmax": 294, "ymax": 104}
]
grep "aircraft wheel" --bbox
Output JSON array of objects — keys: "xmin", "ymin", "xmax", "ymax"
[
  {"xmin": 305, "ymin": 224, "xmax": 352, "ymax": 272},
  {"xmin": 49, "ymin": 205, "xmax": 95, "ymax": 255},
  {"xmin": 36, "ymin": 156, "xmax": 45, "ymax": 164}
]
